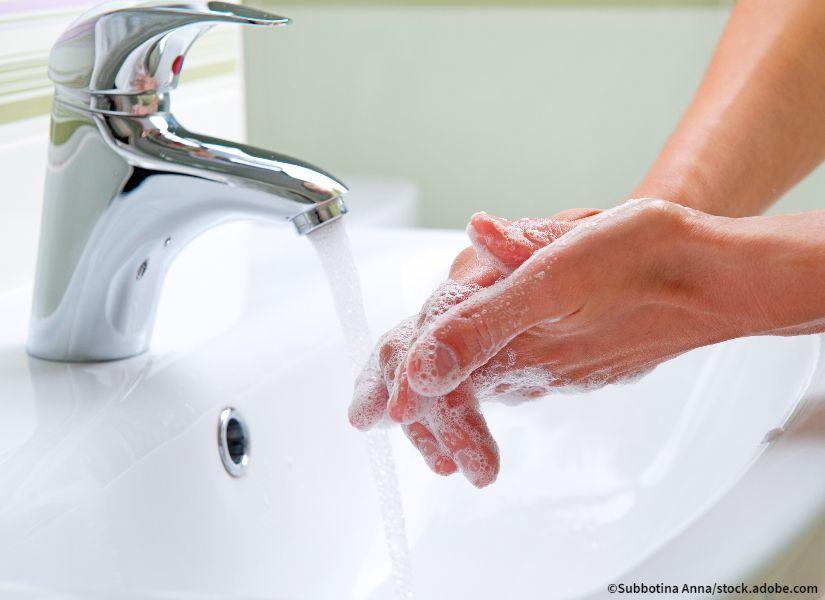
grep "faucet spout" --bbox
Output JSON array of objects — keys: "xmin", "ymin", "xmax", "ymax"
[{"xmin": 108, "ymin": 111, "xmax": 349, "ymax": 234}]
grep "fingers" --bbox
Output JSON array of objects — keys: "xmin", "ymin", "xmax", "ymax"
[
  {"xmin": 403, "ymin": 388, "xmax": 500, "ymax": 487},
  {"xmin": 447, "ymin": 246, "xmax": 504, "ymax": 288},
  {"xmin": 379, "ymin": 317, "xmax": 430, "ymax": 424},
  {"xmin": 402, "ymin": 421, "xmax": 458, "ymax": 476},
  {"xmin": 405, "ymin": 245, "xmax": 577, "ymax": 397},
  {"xmin": 351, "ymin": 357, "xmax": 463, "ymax": 480},
  {"xmin": 350, "ymin": 318, "xmax": 416, "ymax": 430},
  {"xmin": 364, "ymin": 268, "xmax": 508, "ymax": 428},
  {"xmin": 390, "ymin": 277, "xmax": 493, "ymax": 425},
  {"xmin": 377, "ymin": 317, "xmax": 416, "ymax": 383},
  {"xmin": 388, "ymin": 363, "xmax": 432, "ymax": 424},
  {"xmin": 351, "ymin": 325, "xmax": 461, "ymax": 479},
  {"xmin": 425, "ymin": 382, "xmax": 499, "ymax": 488},
  {"xmin": 467, "ymin": 213, "xmax": 542, "ymax": 272},
  {"xmin": 467, "ymin": 210, "xmax": 601, "ymax": 273},
  {"xmin": 349, "ymin": 349, "xmax": 389, "ymax": 430},
  {"xmin": 356, "ymin": 208, "xmax": 605, "ymax": 487},
  {"xmin": 547, "ymin": 207, "xmax": 603, "ymax": 222},
  {"xmin": 397, "ymin": 380, "xmax": 498, "ymax": 487}
]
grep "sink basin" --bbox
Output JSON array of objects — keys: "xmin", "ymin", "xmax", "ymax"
[{"xmin": 1, "ymin": 224, "xmax": 824, "ymax": 599}]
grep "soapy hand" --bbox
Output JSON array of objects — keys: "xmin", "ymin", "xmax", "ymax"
[
  {"xmin": 350, "ymin": 0, "xmax": 825, "ymax": 488},
  {"xmin": 349, "ymin": 208, "xmax": 601, "ymax": 486},
  {"xmin": 403, "ymin": 199, "xmax": 743, "ymax": 406},
  {"xmin": 348, "ymin": 250, "xmax": 501, "ymax": 481},
  {"xmin": 351, "ymin": 197, "xmax": 817, "ymax": 486},
  {"xmin": 356, "ymin": 198, "xmax": 758, "ymax": 487}
]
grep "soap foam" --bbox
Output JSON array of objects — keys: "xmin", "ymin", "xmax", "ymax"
[
  {"xmin": 468, "ymin": 340, "xmax": 656, "ymax": 404},
  {"xmin": 424, "ymin": 382, "xmax": 499, "ymax": 487},
  {"xmin": 378, "ymin": 317, "xmax": 416, "ymax": 386},
  {"xmin": 350, "ymin": 355, "xmax": 388, "ymax": 428},
  {"xmin": 417, "ymin": 280, "xmax": 483, "ymax": 327},
  {"xmin": 406, "ymin": 334, "xmax": 466, "ymax": 398},
  {"xmin": 471, "ymin": 362, "xmax": 654, "ymax": 404},
  {"xmin": 472, "ymin": 365, "xmax": 559, "ymax": 405}
]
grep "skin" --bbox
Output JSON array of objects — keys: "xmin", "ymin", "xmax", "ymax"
[
  {"xmin": 631, "ymin": 0, "xmax": 825, "ymax": 214},
  {"xmin": 350, "ymin": 0, "xmax": 825, "ymax": 487},
  {"xmin": 349, "ymin": 208, "xmax": 599, "ymax": 485},
  {"xmin": 404, "ymin": 200, "xmax": 825, "ymax": 400}
]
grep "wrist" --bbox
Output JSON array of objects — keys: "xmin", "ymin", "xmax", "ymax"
[
  {"xmin": 642, "ymin": 203, "xmax": 772, "ymax": 343},
  {"xmin": 673, "ymin": 210, "xmax": 825, "ymax": 337}
]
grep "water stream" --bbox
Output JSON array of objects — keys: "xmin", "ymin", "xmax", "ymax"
[{"xmin": 308, "ymin": 219, "xmax": 415, "ymax": 600}]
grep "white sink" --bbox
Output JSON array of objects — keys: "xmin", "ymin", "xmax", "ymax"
[{"xmin": 1, "ymin": 224, "xmax": 824, "ymax": 599}]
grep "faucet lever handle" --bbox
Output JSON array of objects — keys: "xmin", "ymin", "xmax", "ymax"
[{"xmin": 49, "ymin": 1, "xmax": 289, "ymax": 96}]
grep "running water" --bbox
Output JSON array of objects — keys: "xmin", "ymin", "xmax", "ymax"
[{"xmin": 308, "ymin": 219, "xmax": 415, "ymax": 600}]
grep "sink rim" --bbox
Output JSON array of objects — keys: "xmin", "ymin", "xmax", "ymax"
[{"xmin": 582, "ymin": 332, "xmax": 825, "ymax": 595}]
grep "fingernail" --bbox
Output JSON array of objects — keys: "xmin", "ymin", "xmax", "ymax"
[
  {"xmin": 407, "ymin": 336, "xmax": 463, "ymax": 397},
  {"xmin": 407, "ymin": 338, "xmax": 462, "ymax": 397},
  {"xmin": 455, "ymin": 449, "xmax": 498, "ymax": 488}
]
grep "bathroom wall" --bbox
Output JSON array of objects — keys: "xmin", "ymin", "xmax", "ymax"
[{"xmin": 243, "ymin": 4, "xmax": 825, "ymax": 228}]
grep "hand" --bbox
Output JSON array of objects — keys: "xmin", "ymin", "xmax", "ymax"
[
  {"xmin": 403, "ymin": 199, "xmax": 743, "ymax": 406},
  {"xmin": 349, "ymin": 246, "xmax": 501, "ymax": 481},
  {"xmin": 349, "ymin": 208, "xmax": 600, "ymax": 487}
]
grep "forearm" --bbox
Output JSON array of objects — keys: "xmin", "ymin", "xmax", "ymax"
[
  {"xmin": 680, "ymin": 209, "xmax": 825, "ymax": 339},
  {"xmin": 632, "ymin": 0, "xmax": 825, "ymax": 217}
]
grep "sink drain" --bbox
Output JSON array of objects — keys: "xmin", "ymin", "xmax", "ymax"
[{"xmin": 218, "ymin": 408, "xmax": 249, "ymax": 477}]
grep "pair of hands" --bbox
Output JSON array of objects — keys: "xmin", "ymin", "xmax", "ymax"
[{"xmin": 349, "ymin": 199, "xmax": 733, "ymax": 487}]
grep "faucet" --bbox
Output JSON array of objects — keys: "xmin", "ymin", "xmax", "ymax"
[{"xmin": 27, "ymin": 1, "xmax": 349, "ymax": 362}]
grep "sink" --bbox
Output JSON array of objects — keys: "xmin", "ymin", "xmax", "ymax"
[{"xmin": 1, "ymin": 224, "xmax": 824, "ymax": 599}]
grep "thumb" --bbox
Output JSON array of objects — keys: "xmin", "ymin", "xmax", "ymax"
[{"xmin": 404, "ymin": 248, "xmax": 576, "ymax": 397}]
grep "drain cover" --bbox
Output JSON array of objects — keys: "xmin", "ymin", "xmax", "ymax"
[{"xmin": 218, "ymin": 407, "xmax": 249, "ymax": 477}]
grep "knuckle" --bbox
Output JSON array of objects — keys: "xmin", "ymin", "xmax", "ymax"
[{"xmin": 634, "ymin": 197, "xmax": 685, "ymax": 225}]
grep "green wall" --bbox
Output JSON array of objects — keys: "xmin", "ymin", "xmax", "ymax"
[{"xmin": 243, "ymin": 4, "xmax": 824, "ymax": 228}]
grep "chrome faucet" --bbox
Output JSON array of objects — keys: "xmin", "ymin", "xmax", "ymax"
[{"xmin": 28, "ymin": 1, "xmax": 349, "ymax": 362}]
